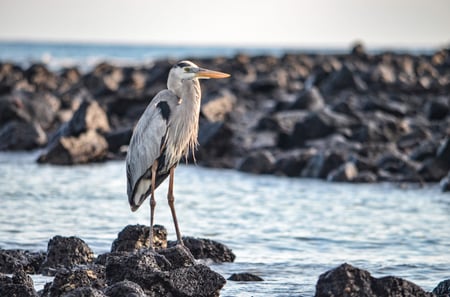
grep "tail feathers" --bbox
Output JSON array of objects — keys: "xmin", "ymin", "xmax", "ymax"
[
  {"xmin": 128, "ymin": 173, "xmax": 170, "ymax": 212},
  {"xmin": 129, "ymin": 178, "xmax": 151, "ymax": 212}
]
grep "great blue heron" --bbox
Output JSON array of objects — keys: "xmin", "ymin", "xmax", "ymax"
[{"xmin": 126, "ymin": 60, "xmax": 230, "ymax": 250}]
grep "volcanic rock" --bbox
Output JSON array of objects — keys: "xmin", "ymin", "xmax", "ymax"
[
  {"xmin": 0, "ymin": 249, "xmax": 45, "ymax": 274},
  {"xmin": 168, "ymin": 236, "xmax": 236, "ymax": 263},
  {"xmin": 228, "ymin": 272, "xmax": 264, "ymax": 282},
  {"xmin": 40, "ymin": 236, "xmax": 94, "ymax": 275},
  {"xmin": 0, "ymin": 269, "xmax": 38, "ymax": 297},
  {"xmin": 315, "ymin": 263, "xmax": 434, "ymax": 297}
]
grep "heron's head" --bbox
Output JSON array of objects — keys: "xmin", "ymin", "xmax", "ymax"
[{"xmin": 167, "ymin": 60, "xmax": 230, "ymax": 92}]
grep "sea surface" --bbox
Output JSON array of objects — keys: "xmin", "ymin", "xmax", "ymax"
[
  {"xmin": 0, "ymin": 152, "xmax": 449, "ymax": 296},
  {"xmin": 0, "ymin": 41, "xmax": 434, "ymax": 72}
]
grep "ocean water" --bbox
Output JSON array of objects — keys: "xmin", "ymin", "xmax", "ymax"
[
  {"xmin": 0, "ymin": 151, "xmax": 449, "ymax": 296},
  {"xmin": 0, "ymin": 41, "xmax": 434, "ymax": 72}
]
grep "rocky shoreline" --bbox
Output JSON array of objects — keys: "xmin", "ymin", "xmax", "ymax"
[
  {"xmin": 0, "ymin": 225, "xmax": 448, "ymax": 297},
  {"xmin": 1, "ymin": 44, "xmax": 450, "ymax": 190}
]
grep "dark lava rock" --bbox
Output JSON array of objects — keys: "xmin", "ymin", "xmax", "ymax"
[
  {"xmin": 327, "ymin": 162, "xmax": 358, "ymax": 182},
  {"xmin": 196, "ymin": 120, "xmax": 234, "ymax": 167},
  {"xmin": 111, "ymin": 224, "xmax": 167, "ymax": 252},
  {"xmin": 41, "ymin": 265, "xmax": 106, "ymax": 297},
  {"xmin": 104, "ymin": 280, "xmax": 146, "ymax": 297},
  {"xmin": 320, "ymin": 63, "xmax": 368, "ymax": 94},
  {"xmin": 62, "ymin": 287, "xmax": 106, "ymax": 297},
  {"xmin": 433, "ymin": 279, "xmax": 450, "ymax": 297},
  {"xmin": 201, "ymin": 90, "xmax": 236, "ymax": 122},
  {"xmin": 104, "ymin": 128, "xmax": 132, "ymax": 154},
  {"xmin": 40, "ymin": 236, "xmax": 94, "ymax": 275},
  {"xmin": 419, "ymin": 138, "xmax": 450, "ymax": 181},
  {"xmin": 424, "ymin": 98, "xmax": 449, "ymax": 120},
  {"xmin": 105, "ymin": 247, "xmax": 225, "ymax": 297},
  {"xmin": 291, "ymin": 87, "xmax": 325, "ymax": 111},
  {"xmin": 274, "ymin": 149, "xmax": 315, "ymax": 177},
  {"xmin": 168, "ymin": 264, "xmax": 226, "ymax": 297},
  {"xmin": 168, "ymin": 236, "xmax": 236, "ymax": 263},
  {"xmin": 0, "ymin": 249, "xmax": 45, "ymax": 274},
  {"xmin": 301, "ymin": 151, "xmax": 346, "ymax": 179},
  {"xmin": 441, "ymin": 173, "xmax": 450, "ymax": 192},
  {"xmin": 0, "ymin": 120, "xmax": 47, "ymax": 150},
  {"xmin": 0, "ymin": 269, "xmax": 39, "ymax": 297},
  {"xmin": 291, "ymin": 110, "xmax": 355, "ymax": 146},
  {"xmin": 228, "ymin": 272, "xmax": 264, "ymax": 282},
  {"xmin": 37, "ymin": 130, "xmax": 109, "ymax": 165},
  {"xmin": 315, "ymin": 263, "xmax": 433, "ymax": 297},
  {"xmin": 237, "ymin": 150, "xmax": 276, "ymax": 174}
]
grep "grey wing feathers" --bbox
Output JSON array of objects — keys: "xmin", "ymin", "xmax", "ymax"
[{"xmin": 126, "ymin": 90, "xmax": 178, "ymax": 210}]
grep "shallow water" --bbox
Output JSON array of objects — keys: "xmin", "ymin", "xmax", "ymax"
[{"xmin": 0, "ymin": 152, "xmax": 449, "ymax": 296}]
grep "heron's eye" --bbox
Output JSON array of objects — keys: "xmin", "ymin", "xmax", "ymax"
[{"xmin": 183, "ymin": 67, "xmax": 190, "ymax": 72}]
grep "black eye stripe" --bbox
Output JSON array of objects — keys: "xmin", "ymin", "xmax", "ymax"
[{"xmin": 176, "ymin": 62, "xmax": 191, "ymax": 68}]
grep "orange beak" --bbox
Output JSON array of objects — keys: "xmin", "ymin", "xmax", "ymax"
[{"xmin": 195, "ymin": 68, "xmax": 230, "ymax": 79}]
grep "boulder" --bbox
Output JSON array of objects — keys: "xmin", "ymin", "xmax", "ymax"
[
  {"xmin": 327, "ymin": 162, "xmax": 358, "ymax": 182},
  {"xmin": 40, "ymin": 236, "xmax": 94, "ymax": 275},
  {"xmin": 274, "ymin": 149, "xmax": 316, "ymax": 177},
  {"xmin": 440, "ymin": 173, "xmax": 450, "ymax": 192},
  {"xmin": 315, "ymin": 263, "xmax": 434, "ymax": 297},
  {"xmin": 0, "ymin": 249, "xmax": 45, "ymax": 274},
  {"xmin": 301, "ymin": 151, "xmax": 346, "ymax": 179},
  {"xmin": 320, "ymin": 63, "xmax": 368, "ymax": 94},
  {"xmin": 424, "ymin": 98, "xmax": 449, "ymax": 120},
  {"xmin": 37, "ymin": 130, "xmax": 108, "ymax": 165},
  {"xmin": 290, "ymin": 87, "xmax": 325, "ymax": 111},
  {"xmin": 237, "ymin": 150, "xmax": 276, "ymax": 174},
  {"xmin": 105, "ymin": 247, "xmax": 226, "ymax": 297},
  {"xmin": 0, "ymin": 269, "xmax": 38, "ymax": 297},
  {"xmin": 0, "ymin": 120, "xmax": 47, "ymax": 150},
  {"xmin": 40, "ymin": 265, "xmax": 106, "ymax": 297},
  {"xmin": 168, "ymin": 236, "xmax": 236, "ymax": 263},
  {"xmin": 104, "ymin": 280, "xmax": 146, "ymax": 297},
  {"xmin": 201, "ymin": 90, "xmax": 236, "ymax": 122},
  {"xmin": 291, "ymin": 109, "xmax": 355, "ymax": 146},
  {"xmin": 433, "ymin": 279, "xmax": 450, "ymax": 297},
  {"xmin": 419, "ymin": 138, "xmax": 450, "ymax": 181},
  {"xmin": 228, "ymin": 273, "xmax": 264, "ymax": 282},
  {"xmin": 111, "ymin": 224, "xmax": 167, "ymax": 252}
]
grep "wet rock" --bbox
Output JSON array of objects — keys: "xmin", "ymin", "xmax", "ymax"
[
  {"xmin": 0, "ymin": 120, "xmax": 47, "ymax": 150},
  {"xmin": 37, "ymin": 130, "xmax": 108, "ymax": 165},
  {"xmin": 301, "ymin": 151, "xmax": 346, "ymax": 179},
  {"xmin": 315, "ymin": 263, "xmax": 433, "ymax": 297},
  {"xmin": 201, "ymin": 90, "xmax": 236, "ymax": 122},
  {"xmin": 52, "ymin": 100, "xmax": 110, "ymax": 140},
  {"xmin": 40, "ymin": 236, "xmax": 94, "ymax": 275},
  {"xmin": 157, "ymin": 245, "xmax": 196, "ymax": 269},
  {"xmin": 327, "ymin": 162, "xmax": 358, "ymax": 182},
  {"xmin": 440, "ymin": 173, "xmax": 450, "ymax": 192},
  {"xmin": 433, "ymin": 279, "xmax": 450, "ymax": 297},
  {"xmin": 168, "ymin": 236, "xmax": 236, "ymax": 263},
  {"xmin": 0, "ymin": 269, "xmax": 39, "ymax": 297},
  {"xmin": 290, "ymin": 87, "xmax": 325, "ymax": 111},
  {"xmin": 104, "ymin": 280, "xmax": 146, "ymax": 297},
  {"xmin": 291, "ymin": 110, "xmax": 355, "ymax": 146},
  {"xmin": 63, "ymin": 287, "xmax": 106, "ymax": 297},
  {"xmin": 353, "ymin": 171, "xmax": 378, "ymax": 183},
  {"xmin": 104, "ymin": 128, "xmax": 132, "ymax": 154},
  {"xmin": 105, "ymin": 247, "xmax": 225, "ymax": 297},
  {"xmin": 419, "ymin": 138, "xmax": 450, "ymax": 181},
  {"xmin": 237, "ymin": 150, "xmax": 276, "ymax": 174},
  {"xmin": 25, "ymin": 63, "xmax": 58, "ymax": 91},
  {"xmin": 0, "ymin": 94, "xmax": 32, "ymax": 125},
  {"xmin": 168, "ymin": 264, "xmax": 226, "ymax": 297},
  {"xmin": 111, "ymin": 224, "xmax": 167, "ymax": 252},
  {"xmin": 0, "ymin": 249, "xmax": 46, "ymax": 274},
  {"xmin": 228, "ymin": 272, "xmax": 264, "ymax": 282},
  {"xmin": 83, "ymin": 63, "xmax": 123, "ymax": 96},
  {"xmin": 41, "ymin": 265, "xmax": 106, "ymax": 297},
  {"xmin": 196, "ymin": 120, "xmax": 234, "ymax": 167},
  {"xmin": 425, "ymin": 98, "xmax": 449, "ymax": 120},
  {"xmin": 274, "ymin": 149, "xmax": 315, "ymax": 177},
  {"xmin": 320, "ymin": 63, "xmax": 368, "ymax": 95}
]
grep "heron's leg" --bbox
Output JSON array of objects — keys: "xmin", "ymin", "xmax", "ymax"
[
  {"xmin": 168, "ymin": 167, "xmax": 183, "ymax": 245},
  {"xmin": 149, "ymin": 160, "xmax": 158, "ymax": 251}
]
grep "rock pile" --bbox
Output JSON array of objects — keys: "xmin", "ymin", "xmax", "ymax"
[{"xmin": 1, "ymin": 44, "xmax": 450, "ymax": 190}]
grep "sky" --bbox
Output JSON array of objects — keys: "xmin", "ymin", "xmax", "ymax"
[{"xmin": 0, "ymin": 0, "xmax": 449, "ymax": 48}]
